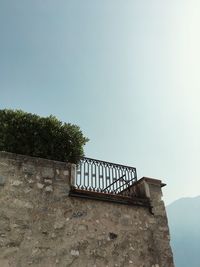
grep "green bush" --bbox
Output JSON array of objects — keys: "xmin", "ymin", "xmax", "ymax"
[{"xmin": 0, "ymin": 109, "xmax": 89, "ymax": 163}]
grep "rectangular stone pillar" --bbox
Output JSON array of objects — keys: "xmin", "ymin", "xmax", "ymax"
[{"xmin": 134, "ymin": 177, "xmax": 175, "ymax": 267}]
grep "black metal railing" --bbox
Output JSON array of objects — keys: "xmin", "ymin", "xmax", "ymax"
[{"xmin": 74, "ymin": 157, "xmax": 137, "ymax": 195}]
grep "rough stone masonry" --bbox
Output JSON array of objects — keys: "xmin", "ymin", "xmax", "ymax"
[{"xmin": 0, "ymin": 152, "xmax": 174, "ymax": 267}]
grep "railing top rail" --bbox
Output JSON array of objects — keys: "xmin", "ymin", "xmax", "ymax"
[{"xmin": 80, "ymin": 157, "xmax": 137, "ymax": 171}]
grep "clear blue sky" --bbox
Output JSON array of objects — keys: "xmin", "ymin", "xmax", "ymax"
[{"xmin": 1, "ymin": 0, "xmax": 200, "ymax": 204}]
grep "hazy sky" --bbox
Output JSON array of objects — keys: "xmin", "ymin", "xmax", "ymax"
[{"xmin": 1, "ymin": 0, "xmax": 200, "ymax": 204}]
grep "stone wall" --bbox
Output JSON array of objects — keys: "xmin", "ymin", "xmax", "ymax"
[{"xmin": 0, "ymin": 152, "xmax": 174, "ymax": 267}]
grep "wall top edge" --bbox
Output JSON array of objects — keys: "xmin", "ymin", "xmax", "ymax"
[
  {"xmin": 136, "ymin": 176, "xmax": 166, "ymax": 187},
  {"xmin": 0, "ymin": 151, "xmax": 73, "ymax": 167}
]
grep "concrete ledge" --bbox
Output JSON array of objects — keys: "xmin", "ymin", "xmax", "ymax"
[
  {"xmin": 128, "ymin": 177, "xmax": 166, "ymax": 200},
  {"xmin": 136, "ymin": 177, "xmax": 166, "ymax": 187},
  {"xmin": 70, "ymin": 188, "xmax": 151, "ymax": 208}
]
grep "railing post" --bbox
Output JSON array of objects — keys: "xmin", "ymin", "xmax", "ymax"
[
  {"xmin": 133, "ymin": 177, "xmax": 165, "ymax": 211},
  {"xmin": 132, "ymin": 177, "xmax": 174, "ymax": 266},
  {"xmin": 70, "ymin": 164, "xmax": 76, "ymax": 189}
]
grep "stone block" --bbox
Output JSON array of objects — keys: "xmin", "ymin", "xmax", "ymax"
[
  {"xmin": 11, "ymin": 180, "xmax": 23, "ymax": 186},
  {"xmin": 45, "ymin": 185, "xmax": 53, "ymax": 192},
  {"xmin": 0, "ymin": 176, "xmax": 6, "ymax": 186},
  {"xmin": 54, "ymin": 220, "xmax": 65, "ymax": 229},
  {"xmin": 44, "ymin": 179, "xmax": 52, "ymax": 184},
  {"xmin": 63, "ymin": 170, "xmax": 69, "ymax": 176},
  {"xmin": 41, "ymin": 167, "xmax": 54, "ymax": 178},
  {"xmin": 13, "ymin": 199, "xmax": 33, "ymax": 209},
  {"xmin": 22, "ymin": 164, "xmax": 35, "ymax": 175},
  {"xmin": 37, "ymin": 183, "xmax": 44, "ymax": 189},
  {"xmin": 70, "ymin": 249, "xmax": 80, "ymax": 256}
]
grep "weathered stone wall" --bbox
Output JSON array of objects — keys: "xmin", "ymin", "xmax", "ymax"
[{"xmin": 0, "ymin": 152, "xmax": 174, "ymax": 267}]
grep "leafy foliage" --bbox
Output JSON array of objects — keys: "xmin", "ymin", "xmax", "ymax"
[{"xmin": 0, "ymin": 109, "xmax": 89, "ymax": 163}]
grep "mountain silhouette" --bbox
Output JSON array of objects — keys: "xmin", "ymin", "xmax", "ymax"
[{"xmin": 167, "ymin": 196, "xmax": 200, "ymax": 267}]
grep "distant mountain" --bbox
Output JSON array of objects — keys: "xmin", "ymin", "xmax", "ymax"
[{"xmin": 167, "ymin": 196, "xmax": 200, "ymax": 267}]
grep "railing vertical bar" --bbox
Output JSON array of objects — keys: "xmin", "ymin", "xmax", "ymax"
[
  {"xmin": 101, "ymin": 164, "xmax": 104, "ymax": 192},
  {"xmin": 83, "ymin": 161, "xmax": 86, "ymax": 190},
  {"xmin": 94, "ymin": 163, "xmax": 97, "ymax": 191},
  {"xmin": 105, "ymin": 166, "xmax": 109, "ymax": 192},
  {"xmin": 78, "ymin": 162, "xmax": 81, "ymax": 189},
  {"xmin": 90, "ymin": 161, "xmax": 93, "ymax": 190},
  {"xmin": 111, "ymin": 167, "xmax": 114, "ymax": 193},
  {"xmin": 114, "ymin": 167, "xmax": 118, "ymax": 192},
  {"xmin": 108, "ymin": 167, "xmax": 111, "ymax": 193},
  {"xmin": 97, "ymin": 164, "xmax": 100, "ymax": 192},
  {"xmin": 117, "ymin": 167, "xmax": 120, "ymax": 193}
]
